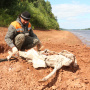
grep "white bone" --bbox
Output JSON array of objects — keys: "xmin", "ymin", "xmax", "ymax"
[
  {"xmin": 32, "ymin": 58, "xmax": 47, "ymax": 68},
  {"xmin": 7, "ymin": 49, "xmax": 77, "ymax": 82},
  {"xmin": 19, "ymin": 48, "xmax": 39, "ymax": 59},
  {"xmin": 18, "ymin": 49, "xmax": 47, "ymax": 68},
  {"xmin": 39, "ymin": 50, "xmax": 77, "ymax": 82},
  {"xmin": 39, "ymin": 63, "xmax": 62, "ymax": 82}
]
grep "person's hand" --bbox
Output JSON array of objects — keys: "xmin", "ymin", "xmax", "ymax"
[
  {"xmin": 37, "ymin": 43, "xmax": 44, "ymax": 51},
  {"xmin": 12, "ymin": 47, "xmax": 19, "ymax": 55}
]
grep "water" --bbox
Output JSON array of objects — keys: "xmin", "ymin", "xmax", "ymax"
[{"xmin": 66, "ymin": 30, "xmax": 90, "ymax": 47}]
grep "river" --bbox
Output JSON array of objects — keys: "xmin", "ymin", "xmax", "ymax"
[{"xmin": 66, "ymin": 30, "xmax": 90, "ymax": 47}]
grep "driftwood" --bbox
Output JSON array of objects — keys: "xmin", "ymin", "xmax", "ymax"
[{"xmin": 0, "ymin": 48, "xmax": 77, "ymax": 82}]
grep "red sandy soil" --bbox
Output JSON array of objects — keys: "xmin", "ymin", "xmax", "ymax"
[{"xmin": 0, "ymin": 27, "xmax": 90, "ymax": 90}]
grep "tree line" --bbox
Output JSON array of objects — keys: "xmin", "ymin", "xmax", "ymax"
[{"xmin": 0, "ymin": 0, "xmax": 59, "ymax": 30}]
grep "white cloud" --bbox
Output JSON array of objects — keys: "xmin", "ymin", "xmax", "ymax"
[
  {"xmin": 58, "ymin": 18, "xmax": 90, "ymax": 29},
  {"xmin": 52, "ymin": 3, "xmax": 90, "ymax": 29},
  {"xmin": 52, "ymin": 4, "xmax": 90, "ymax": 19}
]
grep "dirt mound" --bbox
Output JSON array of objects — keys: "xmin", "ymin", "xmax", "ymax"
[{"xmin": 0, "ymin": 27, "xmax": 90, "ymax": 90}]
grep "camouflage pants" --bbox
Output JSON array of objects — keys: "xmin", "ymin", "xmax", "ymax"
[{"xmin": 14, "ymin": 34, "xmax": 40, "ymax": 50}]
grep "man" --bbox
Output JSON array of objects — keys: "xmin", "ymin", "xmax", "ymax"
[{"xmin": 5, "ymin": 11, "xmax": 42, "ymax": 55}]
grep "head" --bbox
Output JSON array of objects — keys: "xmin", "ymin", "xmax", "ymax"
[{"xmin": 20, "ymin": 11, "xmax": 31, "ymax": 25}]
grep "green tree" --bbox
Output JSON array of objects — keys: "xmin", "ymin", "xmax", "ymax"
[{"xmin": 0, "ymin": 0, "xmax": 59, "ymax": 29}]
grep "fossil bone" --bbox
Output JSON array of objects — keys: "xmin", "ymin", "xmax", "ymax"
[
  {"xmin": 6, "ymin": 48, "xmax": 77, "ymax": 82},
  {"xmin": 39, "ymin": 50, "xmax": 77, "ymax": 82}
]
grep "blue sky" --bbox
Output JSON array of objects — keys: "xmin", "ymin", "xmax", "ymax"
[{"xmin": 45, "ymin": 0, "xmax": 90, "ymax": 29}]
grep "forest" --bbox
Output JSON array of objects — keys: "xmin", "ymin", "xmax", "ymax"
[{"xmin": 0, "ymin": 0, "xmax": 59, "ymax": 30}]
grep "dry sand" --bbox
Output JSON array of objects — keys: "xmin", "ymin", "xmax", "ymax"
[{"xmin": 0, "ymin": 27, "xmax": 90, "ymax": 90}]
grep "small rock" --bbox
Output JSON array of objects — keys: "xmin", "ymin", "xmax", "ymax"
[{"xmin": 52, "ymin": 86, "xmax": 57, "ymax": 90}]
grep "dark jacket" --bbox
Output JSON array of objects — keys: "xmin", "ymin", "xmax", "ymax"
[{"xmin": 5, "ymin": 17, "xmax": 37, "ymax": 48}]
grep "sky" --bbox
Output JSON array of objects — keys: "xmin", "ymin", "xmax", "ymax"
[{"xmin": 45, "ymin": 0, "xmax": 90, "ymax": 29}]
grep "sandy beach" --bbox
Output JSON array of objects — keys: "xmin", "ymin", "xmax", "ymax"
[{"xmin": 0, "ymin": 27, "xmax": 90, "ymax": 90}]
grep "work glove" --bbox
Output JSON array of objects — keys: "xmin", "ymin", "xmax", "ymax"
[
  {"xmin": 12, "ymin": 47, "xmax": 19, "ymax": 55},
  {"xmin": 6, "ymin": 47, "xmax": 18, "ymax": 60}
]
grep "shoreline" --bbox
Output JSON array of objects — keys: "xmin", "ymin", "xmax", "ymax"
[
  {"xmin": 65, "ymin": 30, "xmax": 90, "ymax": 47},
  {"xmin": 66, "ymin": 30, "xmax": 90, "ymax": 47},
  {"xmin": 34, "ymin": 30, "xmax": 86, "ymax": 51}
]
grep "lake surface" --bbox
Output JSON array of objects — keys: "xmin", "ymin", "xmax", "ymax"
[{"xmin": 66, "ymin": 30, "xmax": 90, "ymax": 47}]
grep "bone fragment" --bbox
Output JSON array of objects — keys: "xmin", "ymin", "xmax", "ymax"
[{"xmin": 6, "ymin": 48, "xmax": 77, "ymax": 82}]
